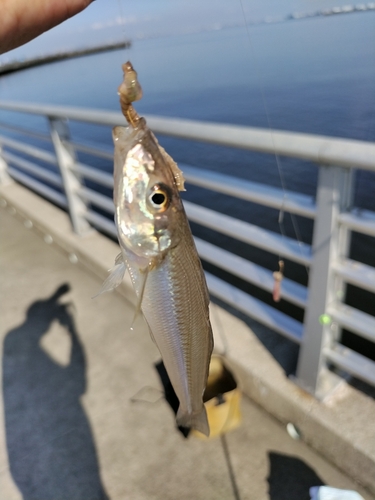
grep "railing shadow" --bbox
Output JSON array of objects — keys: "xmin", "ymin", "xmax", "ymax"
[
  {"xmin": 2, "ymin": 284, "xmax": 109, "ymax": 500},
  {"xmin": 267, "ymin": 451, "xmax": 324, "ymax": 500}
]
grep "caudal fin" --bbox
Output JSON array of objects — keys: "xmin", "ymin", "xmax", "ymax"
[{"xmin": 176, "ymin": 406, "xmax": 210, "ymax": 437}]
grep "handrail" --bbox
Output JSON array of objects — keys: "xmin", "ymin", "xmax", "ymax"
[
  {"xmin": 1, "ymin": 100, "xmax": 375, "ymax": 171},
  {"xmin": 0, "ymin": 135, "xmax": 57, "ymax": 165},
  {"xmin": 195, "ymin": 237, "xmax": 308, "ymax": 308},
  {"xmin": 0, "ymin": 100, "xmax": 374, "ymax": 398},
  {"xmin": 181, "ymin": 164, "xmax": 316, "ymax": 218},
  {"xmin": 206, "ymin": 273, "xmax": 304, "ymax": 343},
  {"xmin": 332, "ymin": 259, "xmax": 375, "ymax": 294},
  {"xmin": 7, "ymin": 168, "xmax": 67, "ymax": 208},
  {"xmin": 184, "ymin": 201, "xmax": 312, "ymax": 266},
  {"xmin": 3, "ymin": 152, "xmax": 62, "ymax": 187},
  {"xmin": 339, "ymin": 210, "xmax": 375, "ymax": 237},
  {"xmin": 0, "ymin": 121, "xmax": 52, "ymax": 142}
]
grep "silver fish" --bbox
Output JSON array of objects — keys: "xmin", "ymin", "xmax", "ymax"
[{"xmin": 102, "ymin": 63, "xmax": 213, "ymax": 436}]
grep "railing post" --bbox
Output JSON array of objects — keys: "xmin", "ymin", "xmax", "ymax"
[
  {"xmin": 0, "ymin": 145, "xmax": 13, "ymax": 185},
  {"xmin": 48, "ymin": 117, "xmax": 90, "ymax": 235},
  {"xmin": 295, "ymin": 165, "xmax": 354, "ymax": 397}
]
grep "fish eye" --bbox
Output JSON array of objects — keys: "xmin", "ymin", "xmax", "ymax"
[
  {"xmin": 151, "ymin": 192, "xmax": 166, "ymax": 205},
  {"xmin": 148, "ymin": 185, "xmax": 170, "ymax": 212}
]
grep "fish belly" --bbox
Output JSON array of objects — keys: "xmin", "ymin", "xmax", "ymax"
[{"xmin": 127, "ymin": 237, "xmax": 213, "ymax": 435}]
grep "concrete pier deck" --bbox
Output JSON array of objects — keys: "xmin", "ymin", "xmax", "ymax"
[{"xmin": 0, "ymin": 185, "xmax": 374, "ymax": 500}]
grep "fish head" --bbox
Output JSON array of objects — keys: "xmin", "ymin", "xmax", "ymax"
[{"xmin": 113, "ymin": 126, "xmax": 183, "ymax": 262}]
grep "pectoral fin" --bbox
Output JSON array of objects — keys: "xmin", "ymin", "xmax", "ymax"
[
  {"xmin": 93, "ymin": 253, "xmax": 126, "ymax": 298},
  {"xmin": 130, "ymin": 267, "xmax": 149, "ymax": 328}
]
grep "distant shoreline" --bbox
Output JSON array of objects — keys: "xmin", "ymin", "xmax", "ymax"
[
  {"xmin": 1, "ymin": 2, "xmax": 374, "ymax": 77},
  {"xmin": 0, "ymin": 40, "xmax": 131, "ymax": 76}
]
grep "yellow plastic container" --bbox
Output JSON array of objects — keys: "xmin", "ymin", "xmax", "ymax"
[{"xmin": 192, "ymin": 355, "xmax": 242, "ymax": 439}]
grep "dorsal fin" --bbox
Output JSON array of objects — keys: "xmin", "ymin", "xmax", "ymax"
[
  {"xmin": 159, "ymin": 144, "xmax": 186, "ymax": 191},
  {"xmin": 151, "ymin": 132, "xmax": 186, "ymax": 191}
]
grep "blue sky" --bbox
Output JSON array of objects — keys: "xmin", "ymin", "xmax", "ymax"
[{"xmin": 1, "ymin": 0, "xmax": 357, "ymax": 63}]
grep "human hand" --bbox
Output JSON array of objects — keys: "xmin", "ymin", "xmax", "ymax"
[{"xmin": 0, "ymin": 0, "xmax": 93, "ymax": 54}]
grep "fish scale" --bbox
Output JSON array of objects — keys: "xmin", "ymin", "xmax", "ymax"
[{"xmin": 126, "ymin": 214, "xmax": 213, "ymax": 432}]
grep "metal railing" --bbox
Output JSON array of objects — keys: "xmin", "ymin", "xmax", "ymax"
[{"xmin": 1, "ymin": 100, "xmax": 374, "ymax": 396}]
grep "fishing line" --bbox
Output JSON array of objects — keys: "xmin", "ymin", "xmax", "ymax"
[
  {"xmin": 221, "ymin": 434, "xmax": 242, "ymax": 500},
  {"xmin": 237, "ymin": 0, "xmax": 310, "ymax": 282},
  {"xmin": 117, "ymin": 0, "xmax": 132, "ymax": 61},
  {"xmin": 116, "ymin": 0, "xmax": 127, "ymax": 41},
  {"xmin": 211, "ymin": 302, "xmax": 230, "ymax": 357}
]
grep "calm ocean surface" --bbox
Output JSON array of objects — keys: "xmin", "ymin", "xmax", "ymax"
[{"xmin": 0, "ymin": 11, "xmax": 374, "ymax": 353}]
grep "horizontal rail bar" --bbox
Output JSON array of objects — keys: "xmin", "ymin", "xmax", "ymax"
[
  {"xmin": 339, "ymin": 209, "xmax": 375, "ymax": 237},
  {"xmin": 181, "ymin": 164, "xmax": 316, "ymax": 218},
  {"xmin": 4, "ymin": 152, "xmax": 62, "ymax": 187},
  {"xmin": 0, "ymin": 101, "xmax": 123, "ymax": 126},
  {"xmin": 78, "ymin": 187, "xmax": 114, "ymax": 213},
  {"xmin": 78, "ymin": 216, "xmax": 304, "ymax": 343},
  {"xmin": 0, "ymin": 135, "xmax": 57, "ymax": 165},
  {"xmin": 327, "ymin": 304, "xmax": 375, "ymax": 343},
  {"xmin": 8, "ymin": 168, "xmax": 67, "ymax": 208},
  {"xmin": 195, "ymin": 237, "xmax": 307, "ymax": 308},
  {"xmin": 332, "ymin": 259, "xmax": 375, "ymax": 294},
  {"xmin": 0, "ymin": 122, "xmax": 51, "ymax": 142},
  {"xmin": 71, "ymin": 161, "xmax": 316, "ymax": 225},
  {"xmin": 1, "ymin": 101, "xmax": 374, "ymax": 171},
  {"xmin": 85, "ymin": 210, "xmax": 117, "ymax": 238},
  {"xmin": 324, "ymin": 345, "xmax": 375, "ymax": 386},
  {"xmin": 69, "ymin": 140, "xmax": 114, "ymax": 160},
  {"xmin": 147, "ymin": 118, "xmax": 375, "ymax": 172},
  {"xmin": 75, "ymin": 162, "xmax": 114, "ymax": 188},
  {"xmin": 79, "ymin": 211, "xmax": 306, "ymax": 316},
  {"xmin": 206, "ymin": 272, "xmax": 303, "ymax": 343},
  {"xmin": 184, "ymin": 201, "xmax": 312, "ymax": 266}
]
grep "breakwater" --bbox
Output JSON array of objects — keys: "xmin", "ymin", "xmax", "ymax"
[{"xmin": 0, "ymin": 40, "xmax": 131, "ymax": 76}]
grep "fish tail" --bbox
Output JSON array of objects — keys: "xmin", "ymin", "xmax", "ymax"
[{"xmin": 176, "ymin": 406, "xmax": 210, "ymax": 437}]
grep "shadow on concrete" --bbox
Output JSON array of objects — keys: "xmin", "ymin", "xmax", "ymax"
[
  {"xmin": 349, "ymin": 376, "xmax": 375, "ymax": 400},
  {"xmin": 267, "ymin": 451, "xmax": 325, "ymax": 500},
  {"xmin": 2, "ymin": 284, "xmax": 108, "ymax": 500},
  {"xmin": 155, "ymin": 360, "xmax": 190, "ymax": 438}
]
